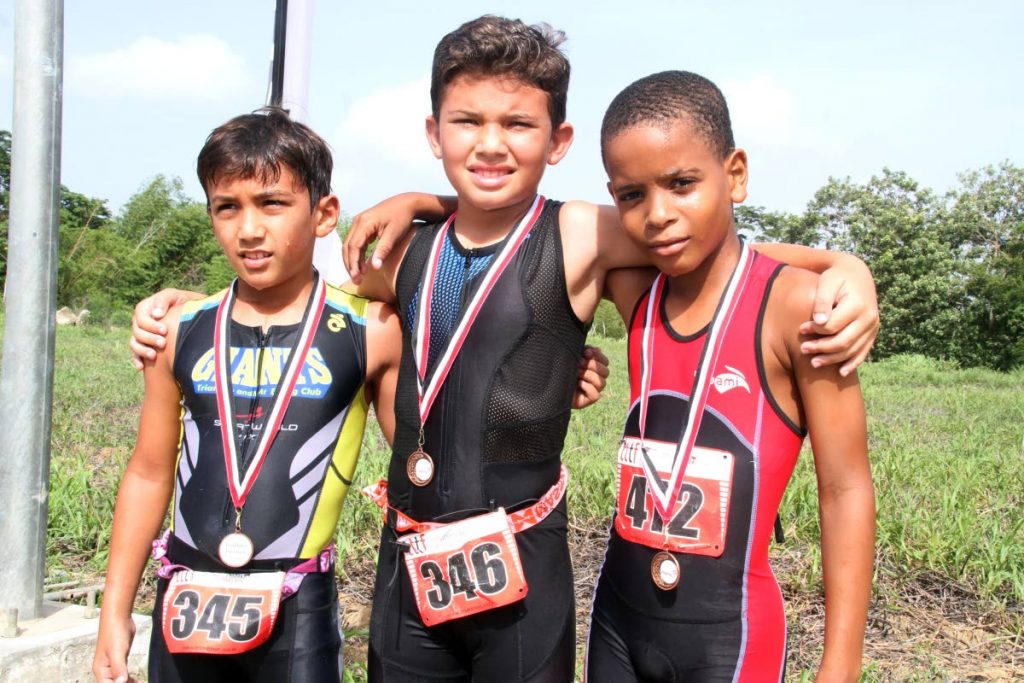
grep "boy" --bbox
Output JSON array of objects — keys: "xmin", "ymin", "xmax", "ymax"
[
  {"xmin": 93, "ymin": 109, "xmax": 402, "ymax": 683},
  {"xmin": 586, "ymin": 71, "xmax": 874, "ymax": 681},
  {"xmin": 133, "ymin": 16, "xmax": 877, "ymax": 681}
]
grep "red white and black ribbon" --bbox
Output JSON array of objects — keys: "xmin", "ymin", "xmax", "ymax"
[
  {"xmin": 213, "ymin": 273, "xmax": 327, "ymax": 509},
  {"xmin": 411, "ymin": 195, "xmax": 545, "ymax": 427},
  {"xmin": 637, "ymin": 240, "xmax": 753, "ymax": 522}
]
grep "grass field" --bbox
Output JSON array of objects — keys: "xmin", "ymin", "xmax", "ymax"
[{"xmin": 3, "ymin": 317, "xmax": 1022, "ymax": 681}]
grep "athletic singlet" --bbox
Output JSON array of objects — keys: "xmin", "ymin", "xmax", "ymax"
[
  {"xmin": 390, "ymin": 199, "xmax": 589, "ymax": 520},
  {"xmin": 170, "ymin": 283, "xmax": 370, "ymax": 564},
  {"xmin": 597, "ymin": 253, "xmax": 804, "ymax": 679}
]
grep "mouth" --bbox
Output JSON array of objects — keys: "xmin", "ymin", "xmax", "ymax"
[
  {"xmin": 647, "ymin": 236, "xmax": 690, "ymax": 257},
  {"xmin": 468, "ymin": 165, "xmax": 514, "ymax": 188},
  {"xmin": 240, "ymin": 250, "xmax": 271, "ymax": 268}
]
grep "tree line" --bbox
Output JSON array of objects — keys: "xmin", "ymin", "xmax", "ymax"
[{"xmin": 0, "ymin": 131, "xmax": 1021, "ymax": 370}]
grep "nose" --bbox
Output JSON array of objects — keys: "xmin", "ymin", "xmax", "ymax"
[
  {"xmin": 238, "ymin": 208, "xmax": 265, "ymax": 241},
  {"xmin": 475, "ymin": 123, "xmax": 508, "ymax": 156},
  {"xmin": 645, "ymin": 190, "xmax": 677, "ymax": 231}
]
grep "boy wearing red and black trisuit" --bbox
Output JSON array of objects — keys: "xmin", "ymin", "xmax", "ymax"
[
  {"xmin": 588, "ymin": 71, "xmax": 875, "ymax": 682},
  {"xmin": 94, "ymin": 110, "xmax": 402, "ymax": 683}
]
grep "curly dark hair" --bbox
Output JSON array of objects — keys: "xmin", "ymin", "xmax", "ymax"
[
  {"xmin": 197, "ymin": 107, "xmax": 332, "ymax": 210},
  {"xmin": 601, "ymin": 70, "xmax": 735, "ymax": 164},
  {"xmin": 430, "ymin": 15, "xmax": 571, "ymax": 127}
]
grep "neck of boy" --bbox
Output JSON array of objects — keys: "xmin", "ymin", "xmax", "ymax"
[
  {"xmin": 664, "ymin": 232, "xmax": 742, "ymax": 337},
  {"xmin": 451, "ymin": 194, "xmax": 538, "ymax": 248},
  {"xmin": 232, "ymin": 270, "xmax": 315, "ymax": 331}
]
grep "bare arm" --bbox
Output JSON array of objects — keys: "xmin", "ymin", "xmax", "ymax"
[
  {"xmin": 344, "ymin": 193, "xmax": 457, "ymax": 282},
  {"xmin": 773, "ymin": 270, "xmax": 874, "ymax": 683},
  {"xmin": 95, "ymin": 310, "xmax": 183, "ymax": 683},
  {"xmin": 364, "ymin": 301, "xmax": 402, "ymax": 445},
  {"xmin": 129, "ymin": 289, "xmax": 205, "ymax": 369}
]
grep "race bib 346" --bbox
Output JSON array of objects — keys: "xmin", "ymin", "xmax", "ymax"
[{"xmin": 399, "ymin": 509, "xmax": 527, "ymax": 627}]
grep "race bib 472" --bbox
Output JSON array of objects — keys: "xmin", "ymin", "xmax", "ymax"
[
  {"xmin": 399, "ymin": 509, "xmax": 527, "ymax": 627},
  {"xmin": 161, "ymin": 569, "xmax": 285, "ymax": 655},
  {"xmin": 615, "ymin": 438, "xmax": 734, "ymax": 557}
]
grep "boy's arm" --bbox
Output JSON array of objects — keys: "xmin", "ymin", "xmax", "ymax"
[
  {"xmin": 753, "ymin": 243, "xmax": 879, "ymax": 376},
  {"xmin": 773, "ymin": 269, "xmax": 875, "ymax": 683},
  {"xmin": 344, "ymin": 193, "xmax": 457, "ymax": 283},
  {"xmin": 95, "ymin": 310, "xmax": 183, "ymax": 683},
  {"xmin": 364, "ymin": 301, "xmax": 402, "ymax": 445},
  {"xmin": 129, "ymin": 289, "xmax": 204, "ymax": 369}
]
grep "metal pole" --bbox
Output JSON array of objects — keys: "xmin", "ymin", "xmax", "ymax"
[
  {"xmin": 269, "ymin": 0, "xmax": 288, "ymax": 108},
  {"xmin": 0, "ymin": 0, "xmax": 64, "ymax": 620}
]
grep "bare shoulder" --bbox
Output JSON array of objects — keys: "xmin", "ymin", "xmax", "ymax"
[{"xmin": 762, "ymin": 265, "xmax": 818, "ymax": 373}]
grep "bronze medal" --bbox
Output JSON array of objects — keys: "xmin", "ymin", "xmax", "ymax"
[
  {"xmin": 218, "ymin": 531, "xmax": 255, "ymax": 568},
  {"xmin": 651, "ymin": 550, "xmax": 680, "ymax": 591},
  {"xmin": 407, "ymin": 448, "xmax": 435, "ymax": 487}
]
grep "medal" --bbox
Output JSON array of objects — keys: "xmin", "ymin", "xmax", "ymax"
[
  {"xmin": 212, "ymin": 273, "xmax": 327, "ymax": 566},
  {"xmin": 218, "ymin": 531, "xmax": 255, "ymax": 568},
  {"xmin": 651, "ymin": 550, "xmax": 680, "ymax": 590},
  {"xmin": 410, "ymin": 196, "xmax": 545, "ymax": 471},
  {"xmin": 406, "ymin": 448, "xmax": 435, "ymax": 487}
]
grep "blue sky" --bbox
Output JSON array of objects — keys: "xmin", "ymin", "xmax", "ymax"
[{"xmin": 0, "ymin": 0, "xmax": 1021, "ymax": 217}]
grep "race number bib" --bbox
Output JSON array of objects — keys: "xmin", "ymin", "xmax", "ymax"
[
  {"xmin": 615, "ymin": 437, "xmax": 733, "ymax": 557},
  {"xmin": 161, "ymin": 569, "xmax": 285, "ymax": 655},
  {"xmin": 399, "ymin": 509, "xmax": 527, "ymax": 626}
]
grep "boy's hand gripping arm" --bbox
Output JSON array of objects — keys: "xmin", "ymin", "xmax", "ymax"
[
  {"xmin": 129, "ymin": 289, "xmax": 205, "ymax": 370},
  {"xmin": 95, "ymin": 314, "xmax": 183, "ymax": 683},
  {"xmin": 755, "ymin": 243, "xmax": 879, "ymax": 376},
  {"xmin": 344, "ymin": 193, "xmax": 456, "ymax": 282}
]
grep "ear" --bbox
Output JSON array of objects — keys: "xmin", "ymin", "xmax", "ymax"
[
  {"xmin": 725, "ymin": 148, "xmax": 748, "ymax": 204},
  {"xmin": 546, "ymin": 122, "xmax": 575, "ymax": 166},
  {"xmin": 313, "ymin": 194, "xmax": 342, "ymax": 237},
  {"xmin": 426, "ymin": 115, "xmax": 442, "ymax": 160}
]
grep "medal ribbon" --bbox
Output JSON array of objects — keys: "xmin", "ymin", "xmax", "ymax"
[
  {"xmin": 637, "ymin": 240, "xmax": 753, "ymax": 522},
  {"xmin": 412, "ymin": 195, "xmax": 545, "ymax": 426},
  {"xmin": 214, "ymin": 273, "xmax": 327, "ymax": 509}
]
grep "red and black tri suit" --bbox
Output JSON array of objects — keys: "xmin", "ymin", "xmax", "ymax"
[{"xmin": 586, "ymin": 253, "xmax": 805, "ymax": 682}]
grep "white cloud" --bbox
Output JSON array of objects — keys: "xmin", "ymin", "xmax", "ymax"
[
  {"xmin": 723, "ymin": 74, "xmax": 848, "ymax": 156},
  {"xmin": 327, "ymin": 74, "xmax": 450, "ymax": 210},
  {"xmin": 66, "ymin": 34, "xmax": 255, "ymax": 101}
]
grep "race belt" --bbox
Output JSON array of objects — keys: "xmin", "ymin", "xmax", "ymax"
[
  {"xmin": 615, "ymin": 437, "xmax": 733, "ymax": 557},
  {"xmin": 364, "ymin": 464, "xmax": 568, "ymax": 626},
  {"xmin": 152, "ymin": 532, "xmax": 334, "ymax": 655}
]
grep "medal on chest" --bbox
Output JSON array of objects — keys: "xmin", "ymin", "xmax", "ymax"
[
  {"xmin": 622, "ymin": 241, "xmax": 753, "ymax": 590},
  {"xmin": 407, "ymin": 196, "xmax": 545, "ymax": 486},
  {"xmin": 212, "ymin": 274, "xmax": 327, "ymax": 566}
]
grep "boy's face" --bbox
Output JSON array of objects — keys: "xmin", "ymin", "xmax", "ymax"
[
  {"xmin": 426, "ymin": 75, "xmax": 573, "ymax": 216},
  {"xmin": 605, "ymin": 119, "xmax": 747, "ymax": 277},
  {"xmin": 206, "ymin": 165, "xmax": 339, "ymax": 293}
]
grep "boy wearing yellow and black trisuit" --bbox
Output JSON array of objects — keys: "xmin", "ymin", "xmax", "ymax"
[
  {"xmin": 339, "ymin": 17, "xmax": 878, "ymax": 682},
  {"xmin": 93, "ymin": 109, "xmax": 402, "ymax": 683},
  {"xmin": 132, "ymin": 16, "xmax": 877, "ymax": 682},
  {"xmin": 588, "ymin": 71, "xmax": 875, "ymax": 682}
]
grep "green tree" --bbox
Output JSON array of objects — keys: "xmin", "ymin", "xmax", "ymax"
[
  {"xmin": 804, "ymin": 170, "xmax": 963, "ymax": 361},
  {"xmin": 735, "ymin": 205, "xmax": 819, "ymax": 246},
  {"xmin": 945, "ymin": 162, "xmax": 1024, "ymax": 369}
]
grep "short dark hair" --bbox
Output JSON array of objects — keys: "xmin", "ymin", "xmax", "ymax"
[
  {"xmin": 430, "ymin": 15, "xmax": 571, "ymax": 128},
  {"xmin": 601, "ymin": 71, "xmax": 735, "ymax": 163},
  {"xmin": 197, "ymin": 107, "xmax": 332, "ymax": 210}
]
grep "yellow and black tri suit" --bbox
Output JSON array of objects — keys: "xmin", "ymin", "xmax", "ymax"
[{"xmin": 167, "ymin": 284, "xmax": 370, "ymax": 569}]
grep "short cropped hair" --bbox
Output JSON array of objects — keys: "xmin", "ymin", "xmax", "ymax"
[
  {"xmin": 601, "ymin": 71, "xmax": 735, "ymax": 163},
  {"xmin": 430, "ymin": 15, "xmax": 571, "ymax": 128},
  {"xmin": 197, "ymin": 107, "xmax": 332, "ymax": 210}
]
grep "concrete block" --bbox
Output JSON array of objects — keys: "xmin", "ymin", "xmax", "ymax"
[{"xmin": 0, "ymin": 602, "xmax": 149, "ymax": 682}]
